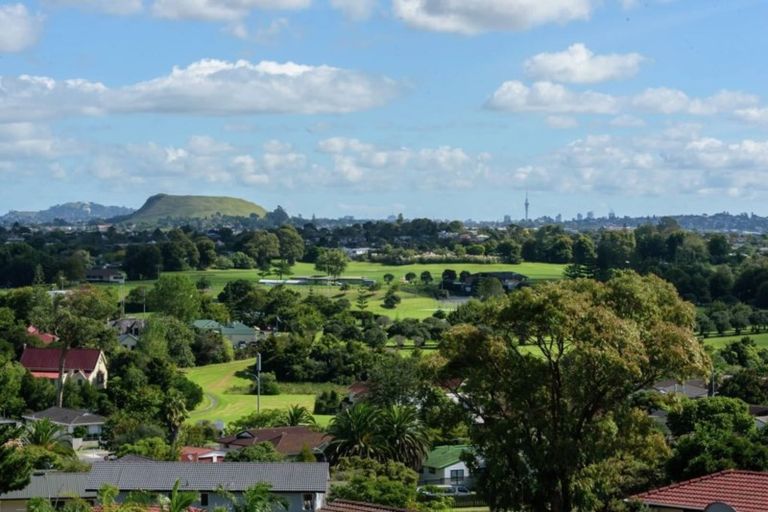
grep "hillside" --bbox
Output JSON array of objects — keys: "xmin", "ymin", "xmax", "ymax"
[
  {"xmin": 125, "ymin": 194, "xmax": 267, "ymax": 224},
  {"xmin": 0, "ymin": 202, "xmax": 134, "ymax": 225}
]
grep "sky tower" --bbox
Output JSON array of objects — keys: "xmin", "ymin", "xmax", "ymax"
[{"xmin": 524, "ymin": 192, "xmax": 530, "ymax": 222}]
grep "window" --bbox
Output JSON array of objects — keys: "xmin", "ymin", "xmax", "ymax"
[
  {"xmin": 428, "ymin": 467, "xmax": 436, "ymax": 474},
  {"xmin": 200, "ymin": 493, "xmax": 209, "ymax": 506},
  {"xmin": 303, "ymin": 493, "xmax": 313, "ymax": 511},
  {"xmin": 450, "ymin": 469, "xmax": 464, "ymax": 485}
]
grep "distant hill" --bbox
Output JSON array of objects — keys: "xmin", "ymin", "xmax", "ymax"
[
  {"xmin": 124, "ymin": 194, "xmax": 267, "ymax": 224},
  {"xmin": 0, "ymin": 202, "xmax": 135, "ymax": 225}
]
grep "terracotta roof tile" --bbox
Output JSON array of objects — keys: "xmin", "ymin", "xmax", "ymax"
[
  {"xmin": 631, "ymin": 470, "xmax": 768, "ymax": 512},
  {"xmin": 320, "ymin": 500, "xmax": 413, "ymax": 512},
  {"xmin": 218, "ymin": 426, "xmax": 331, "ymax": 455}
]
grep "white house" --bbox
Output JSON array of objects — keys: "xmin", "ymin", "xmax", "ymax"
[{"xmin": 419, "ymin": 445, "xmax": 477, "ymax": 488}]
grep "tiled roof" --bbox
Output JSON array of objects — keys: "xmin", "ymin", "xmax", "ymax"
[
  {"xmin": 27, "ymin": 325, "xmax": 59, "ymax": 345},
  {"xmin": 23, "ymin": 407, "xmax": 106, "ymax": 426},
  {"xmin": 0, "ymin": 472, "xmax": 95, "ymax": 500},
  {"xmin": 20, "ymin": 347, "xmax": 102, "ymax": 373},
  {"xmin": 631, "ymin": 470, "xmax": 768, "ymax": 511},
  {"xmin": 218, "ymin": 426, "xmax": 331, "ymax": 455},
  {"xmin": 320, "ymin": 500, "xmax": 413, "ymax": 512},
  {"xmin": 86, "ymin": 462, "xmax": 329, "ymax": 493},
  {"xmin": 423, "ymin": 445, "xmax": 471, "ymax": 469}
]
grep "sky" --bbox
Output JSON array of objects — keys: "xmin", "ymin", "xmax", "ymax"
[{"xmin": 1, "ymin": 0, "xmax": 768, "ymax": 220}]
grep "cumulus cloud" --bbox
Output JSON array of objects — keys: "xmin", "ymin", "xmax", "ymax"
[
  {"xmin": 0, "ymin": 59, "xmax": 400, "ymax": 121},
  {"xmin": 391, "ymin": 0, "xmax": 595, "ymax": 34},
  {"xmin": 330, "ymin": 0, "xmax": 376, "ymax": 20},
  {"xmin": 486, "ymin": 81, "xmax": 619, "ymax": 114},
  {"xmin": 0, "ymin": 4, "xmax": 42, "ymax": 53},
  {"xmin": 524, "ymin": 43, "xmax": 645, "ymax": 84},
  {"xmin": 631, "ymin": 88, "xmax": 758, "ymax": 115},
  {"xmin": 151, "ymin": 0, "xmax": 310, "ymax": 21},
  {"xmin": 546, "ymin": 115, "xmax": 578, "ymax": 129},
  {"xmin": 45, "ymin": 0, "xmax": 144, "ymax": 15}
]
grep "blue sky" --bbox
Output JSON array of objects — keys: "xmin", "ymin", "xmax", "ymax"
[{"xmin": 1, "ymin": 0, "xmax": 768, "ymax": 220}]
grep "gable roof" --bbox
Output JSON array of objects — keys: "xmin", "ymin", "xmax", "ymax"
[
  {"xmin": 423, "ymin": 445, "xmax": 472, "ymax": 469},
  {"xmin": 0, "ymin": 472, "xmax": 95, "ymax": 501},
  {"xmin": 218, "ymin": 426, "xmax": 331, "ymax": 455},
  {"xmin": 20, "ymin": 347, "xmax": 103, "ymax": 373},
  {"xmin": 23, "ymin": 407, "xmax": 106, "ymax": 426},
  {"xmin": 631, "ymin": 469, "xmax": 768, "ymax": 512},
  {"xmin": 86, "ymin": 462, "xmax": 329, "ymax": 493},
  {"xmin": 27, "ymin": 325, "xmax": 59, "ymax": 345},
  {"xmin": 320, "ymin": 500, "xmax": 413, "ymax": 512},
  {"xmin": 192, "ymin": 319, "xmax": 222, "ymax": 330}
]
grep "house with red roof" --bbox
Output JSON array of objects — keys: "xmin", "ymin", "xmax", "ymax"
[
  {"xmin": 217, "ymin": 426, "xmax": 331, "ymax": 460},
  {"xmin": 20, "ymin": 346, "xmax": 108, "ymax": 389},
  {"xmin": 630, "ymin": 469, "xmax": 768, "ymax": 511},
  {"xmin": 179, "ymin": 446, "xmax": 227, "ymax": 463},
  {"xmin": 26, "ymin": 325, "xmax": 59, "ymax": 345}
]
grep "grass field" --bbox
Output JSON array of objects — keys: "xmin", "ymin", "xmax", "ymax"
[
  {"xmin": 184, "ymin": 358, "xmax": 338, "ymax": 427},
  {"xmin": 702, "ymin": 331, "xmax": 768, "ymax": 350}
]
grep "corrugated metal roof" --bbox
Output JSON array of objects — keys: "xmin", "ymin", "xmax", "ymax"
[
  {"xmin": 0, "ymin": 472, "xmax": 95, "ymax": 500},
  {"xmin": 86, "ymin": 462, "xmax": 329, "ymax": 493}
]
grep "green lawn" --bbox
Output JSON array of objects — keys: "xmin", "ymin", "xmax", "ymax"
[
  {"xmin": 184, "ymin": 358, "xmax": 335, "ymax": 427},
  {"xmin": 702, "ymin": 331, "xmax": 768, "ymax": 350}
]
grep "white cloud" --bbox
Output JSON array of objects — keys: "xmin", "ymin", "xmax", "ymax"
[
  {"xmin": 45, "ymin": 0, "xmax": 144, "ymax": 15},
  {"xmin": 609, "ymin": 114, "xmax": 645, "ymax": 127},
  {"xmin": 330, "ymin": 0, "xmax": 376, "ymax": 20},
  {"xmin": 151, "ymin": 0, "xmax": 310, "ymax": 21},
  {"xmin": 392, "ymin": 0, "xmax": 595, "ymax": 34},
  {"xmin": 734, "ymin": 107, "xmax": 768, "ymax": 125},
  {"xmin": 631, "ymin": 87, "xmax": 758, "ymax": 115},
  {"xmin": 524, "ymin": 43, "xmax": 645, "ymax": 84},
  {"xmin": 486, "ymin": 80, "xmax": 619, "ymax": 114},
  {"xmin": 0, "ymin": 4, "xmax": 42, "ymax": 53},
  {"xmin": 546, "ymin": 115, "xmax": 578, "ymax": 129},
  {"xmin": 0, "ymin": 59, "xmax": 400, "ymax": 120}
]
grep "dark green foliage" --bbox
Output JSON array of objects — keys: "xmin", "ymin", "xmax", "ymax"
[
  {"xmin": 314, "ymin": 390, "xmax": 341, "ymax": 415},
  {"xmin": 0, "ymin": 424, "xmax": 31, "ymax": 493},
  {"xmin": 225, "ymin": 442, "xmax": 283, "ymax": 462}
]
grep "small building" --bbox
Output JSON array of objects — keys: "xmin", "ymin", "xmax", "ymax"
[
  {"xmin": 179, "ymin": 446, "xmax": 227, "ymax": 463},
  {"xmin": 460, "ymin": 272, "xmax": 528, "ymax": 295},
  {"xmin": 118, "ymin": 333, "xmax": 139, "ymax": 351},
  {"xmin": 218, "ymin": 426, "xmax": 332, "ymax": 460},
  {"xmin": 653, "ymin": 379, "xmax": 710, "ymax": 399},
  {"xmin": 26, "ymin": 325, "xmax": 59, "ymax": 345},
  {"xmin": 192, "ymin": 320, "xmax": 264, "ymax": 349},
  {"xmin": 111, "ymin": 318, "xmax": 146, "ymax": 337},
  {"xmin": 419, "ymin": 445, "xmax": 476, "ymax": 488},
  {"xmin": 630, "ymin": 469, "xmax": 768, "ymax": 511},
  {"xmin": 0, "ymin": 472, "xmax": 95, "ymax": 512},
  {"xmin": 86, "ymin": 461, "xmax": 329, "ymax": 512},
  {"xmin": 20, "ymin": 347, "xmax": 108, "ymax": 389},
  {"xmin": 85, "ymin": 268, "xmax": 126, "ymax": 284},
  {"xmin": 23, "ymin": 407, "xmax": 106, "ymax": 448}
]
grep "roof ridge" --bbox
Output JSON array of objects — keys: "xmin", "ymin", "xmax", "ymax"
[{"xmin": 632, "ymin": 469, "xmax": 768, "ymax": 499}]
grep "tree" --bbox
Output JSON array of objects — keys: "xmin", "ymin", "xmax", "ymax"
[
  {"xmin": 330, "ymin": 457, "xmax": 424, "ymax": 509},
  {"xmin": 282, "ymin": 404, "xmax": 316, "ymax": 426},
  {"xmin": 219, "ymin": 483, "xmax": 286, "ymax": 512},
  {"xmin": 0, "ymin": 424, "xmax": 31, "ymax": 494},
  {"xmin": 476, "ymin": 277, "xmax": 504, "ymax": 300},
  {"xmin": 326, "ymin": 404, "xmax": 384, "ymax": 464},
  {"xmin": 277, "ymin": 225, "xmax": 305, "ymax": 264},
  {"xmin": 164, "ymin": 479, "xmax": 199, "ymax": 512},
  {"xmin": 149, "ymin": 275, "xmax": 201, "ymax": 323},
  {"xmin": 420, "ymin": 271, "xmax": 433, "ymax": 286},
  {"xmin": 356, "ymin": 288, "xmax": 369, "ymax": 312},
  {"xmin": 315, "ymin": 249, "xmax": 349, "ymax": 280},
  {"xmin": 378, "ymin": 406, "xmax": 430, "ymax": 469},
  {"xmin": 383, "ymin": 274, "xmax": 395, "ymax": 285},
  {"xmin": 195, "ymin": 238, "xmax": 217, "ymax": 270},
  {"xmin": 245, "ymin": 231, "xmax": 281, "ymax": 268},
  {"xmin": 23, "ymin": 418, "xmax": 75, "ymax": 469},
  {"xmin": 272, "ymin": 261, "xmax": 293, "ymax": 280},
  {"xmin": 404, "ymin": 272, "xmax": 416, "ymax": 284},
  {"xmin": 163, "ymin": 390, "xmax": 189, "ymax": 443},
  {"xmin": 224, "ymin": 442, "xmax": 284, "ymax": 462},
  {"xmin": 441, "ymin": 272, "xmax": 709, "ymax": 512},
  {"xmin": 719, "ymin": 369, "xmax": 768, "ymax": 405}
]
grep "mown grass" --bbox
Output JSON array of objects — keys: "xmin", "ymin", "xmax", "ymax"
[
  {"xmin": 701, "ymin": 331, "xmax": 768, "ymax": 350},
  {"xmin": 184, "ymin": 358, "xmax": 333, "ymax": 427}
]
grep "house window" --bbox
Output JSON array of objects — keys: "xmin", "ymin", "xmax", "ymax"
[
  {"xmin": 303, "ymin": 493, "xmax": 313, "ymax": 511},
  {"xmin": 428, "ymin": 467, "xmax": 436, "ymax": 474},
  {"xmin": 450, "ymin": 469, "xmax": 464, "ymax": 485},
  {"xmin": 200, "ymin": 493, "xmax": 209, "ymax": 506}
]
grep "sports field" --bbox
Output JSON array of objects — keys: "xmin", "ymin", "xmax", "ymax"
[{"xmin": 184, "ymin": 358, "xmax": 340, "ymax": 427}]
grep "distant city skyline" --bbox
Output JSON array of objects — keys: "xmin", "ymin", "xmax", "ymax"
[{"xmin": 1, "ymin": 1, "xmax": 768, "ymax": 218}]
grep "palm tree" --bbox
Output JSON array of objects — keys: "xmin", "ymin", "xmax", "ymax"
[
  {"xmin": 162, "ymin": 479, "xmax": 198, "ymax": 512},
  {"xmin": 23, "ymin": 419, "xmax": 73, "ymax": 457},
  {"xmin": 218, "ymin": 483, "xmax": 286, "ymax": 512},
  {"xmin": 325, "ymin": 403, "xmax": 383, "ymax": 464},
  {"xmin": 163, "ymin": 390, "xmax": 189, "ymax": 443},
  {"xmin": 378, "ymin": 406, "xmax": 430, "ymax": 469},
  {"xmin": 282, "ymin": 405, "xmax": 316, "ymax": 427}
]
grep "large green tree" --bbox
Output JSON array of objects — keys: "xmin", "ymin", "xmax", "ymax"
[
  {"xmin": 441, "ymin": 272, "xmax": 709, "ymax": 512},
  {"xmin": 0, "ymin": 424, "xmax": 31, "ymax": 493},
  {"xmin": 148, "ymin": 275, "xmax": 201, "ymax": 322},
  {"xmin": 315, "ymin": 249, "xmax": 349, "ymax": 281}
]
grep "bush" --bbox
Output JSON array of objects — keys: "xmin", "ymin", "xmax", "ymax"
[
  {"xmin": 314, "ymin": 390, "xmax": 342, "ymax": 415},
  {"xmin": 253, "ymin": 371, "xmax": 280, "ymax": 395}
]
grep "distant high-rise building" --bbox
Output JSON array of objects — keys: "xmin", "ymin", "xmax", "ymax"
[
  {"xmin": 503, "ymin": 215, "xmax": 512, "ymax": 224},
  {"xmin": 577, "ymin": 213, "xmax": 584, "ymax": 221},
  {"xmin": 587, "ymin": 211, "xmax": 595, "ymax": 220},
  {"xmin": 525, "ymin": 193, "xmax": 530, "ymax": 221},
  {"xmin": 555, "ymin": 213, "xmax": 562, "ymax": 223}
]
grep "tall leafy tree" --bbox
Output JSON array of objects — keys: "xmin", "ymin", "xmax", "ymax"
[
  {"xmin": 0, "ymin": 424, "xmax": 31, "ymax": 493},
  {"xmin": 149, "ymin": 275, "xmax": 201, "ymax": 322},
  {"xmin": 315, "ymin": 249, "xmax": 349, "ymax": 281}
]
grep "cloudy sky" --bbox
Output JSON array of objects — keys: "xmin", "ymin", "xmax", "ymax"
[{"xmin": 1, "ymin": 0, "xmax": 767, "ymax": 220}]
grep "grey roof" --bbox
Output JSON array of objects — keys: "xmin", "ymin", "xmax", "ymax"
[
  {"xmin": 23, "ymin": 407, "xmax": 106, "ymax": 426},
  {"xmin": 0, "ymin": 472, "xmax": 95, "ymax": 501},
  {"xmin": 86, "ymin": 462, "xmax": 329, "ymax": 493}
]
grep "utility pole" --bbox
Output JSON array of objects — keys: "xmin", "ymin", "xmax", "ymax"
[{"xmin": 256, "ymin": 352, "xmax": 262, "ymax": 413}]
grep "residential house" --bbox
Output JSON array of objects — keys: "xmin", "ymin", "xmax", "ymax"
[
  {"xmin": 23, "ymin": 407, "xmax": 106, "ymax": 448},
  {"xmin": 85, "ymin": 268, "xmax": 126, "ymax": 284},
  {"xmin": 419, "ymin": 445, "xmax": 477, "ymax": 488},
  {"xmin": 653, "ymin": 379, "xmax": 711, "ymax": 399},
  {"xmin": 218, "ymin": 426, "xmax": 331, "ymax": 460},
  {"xmin": 20, "ymin": 347, "xmax": 108, "ymax": 389},
  {"xmin": 0, "ymin": 472, "xmax": 95, "ymax": 512},
  {"xmin": 455, "ymin": 272, "xmax": 528, "ymax": 295},
  {"xmin": 320, "ymin": 500, "xmax": 412, "ymax": 512},
  {"xmin": 192, "ymin": 320, "xmax": 264, "ymax": 349},
  {"xmin": 26, "ymin": 325, "xmax": 58, "ymax": 345},
  {"xmin": 118, "ymin": 333, "xmax": 139, "ymax": 350},
  {"xmin": 86, "ymin": 461, "xmax": 329, "ymax": 512},
  {"xmin": 630, "ymin": 469, "xmax": 768, "ymax": 511},
  {"xmin": 345, "ymin": 382, "xmax": 370, "ymax": 405},
  {"xmin": 180, "ymin": 446, "xmax": 227, "ymax": 463},
  {"xmin": 111, "ymin": 318, "xmax": 146, "ymax": 337}
]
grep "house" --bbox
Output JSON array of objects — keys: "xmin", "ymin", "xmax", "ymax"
[
  {"xmin": 118, "ymin": 333, "xmax": 139, "ymax": 351},
  {"xmin": 179, "ymin": 446, "xmax": 227, "ymax": 463},
  {"xmin": 0, "ymin": 472, "xmax": 95, "ymax": 512},
  {"xmin": 86, "ymin": 461, "xmax": 329, "ymax": 512},
  {"xmin": 320, "ymin": 500, "xmax": 412, "ymax": 512},
  {"xmin": 419, "ymin": 445, "xmax": 477, "ymax": 488},
  {"xmin": 218, "ymin": 426, "xmax": 332, "ymax": 459},
  {"xmin": 23, "ymin": 407, "xmax": 106, "ymax": 448},
  {"xmin": 20, "ymin": 347, "xmax": 108, "ymax": 389},
  {"xmin": 192, "ymin": 320, "xmax": 264, "ymax": 348},
  {"xmin": 458, "ymin": 272, "xmax": 528, "ymax": 295},
  {"xmin": 345, "ymin": 382, "xmax": 370, "ymax": 405},
  {"xmin": 85, "ymin": 268, "xmax": 126, "ymax": 284},
  {"xmin": 111, "ymin": 318, "xmax": 146, "ymax": 337},
  {"xmin": 630, "ymin": 469, "xmax": 768, "ymax": 511},
  {"xmin": 26, "ymin": 325, "xmax": 58, "ymax": 345},
  {"xmin": 653, "ymin": 379, "xmax": 710, "ymax": 399}
]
